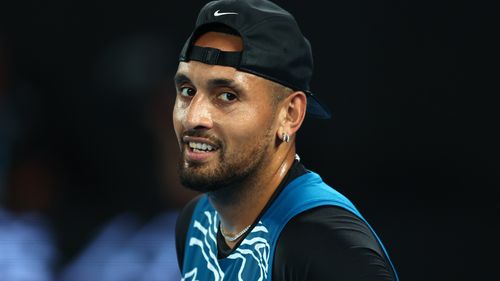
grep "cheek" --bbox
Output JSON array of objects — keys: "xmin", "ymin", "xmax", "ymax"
[
  {"xmin": 172, "ymin": 102, "xmax": 185, "ymax": 141},
  {"xmin": 224, "ymin": 107, "xmax": 275, "ymax": 144}
]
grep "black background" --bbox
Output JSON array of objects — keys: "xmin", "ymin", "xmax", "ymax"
[{"xmin": 1, "ymin": 0, "xmax": 497, "ymax": 280}]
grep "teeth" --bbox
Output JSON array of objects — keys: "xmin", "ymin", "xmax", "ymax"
[{"xmin": 189, "ymin": 142, "xmax": 215, "ymax": 152}]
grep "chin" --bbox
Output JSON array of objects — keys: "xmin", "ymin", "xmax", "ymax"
[
  {"xmin": 178, "ymin": 163, "xmax": 221, "ymax": 192},
  {"xmin": 178, "ymin": 162, "xmax": 256, "ymax": 194}
]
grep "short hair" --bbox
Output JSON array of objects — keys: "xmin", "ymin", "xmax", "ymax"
[{"xmin": 269, "ymin": 81, "xmax": 293, "ymax": 108}]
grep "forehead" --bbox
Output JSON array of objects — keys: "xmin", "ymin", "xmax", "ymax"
[{"xmin": 175, "ymin": 61, "xmax": 277, "ymax": 106}]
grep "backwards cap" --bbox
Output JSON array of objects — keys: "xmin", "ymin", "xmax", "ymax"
[{"xmin": 179, "ymin": 0, "xmax": 331, "ymax": 119}]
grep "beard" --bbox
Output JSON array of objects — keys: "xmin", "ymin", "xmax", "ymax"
[{"xmin": 178, "ymin": 130, "xmax": 273, "ymax": 194}]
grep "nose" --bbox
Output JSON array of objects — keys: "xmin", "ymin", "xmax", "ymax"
[{"xmin": 183, "ymin": 93, "xmax": 213, "ymax": 131}]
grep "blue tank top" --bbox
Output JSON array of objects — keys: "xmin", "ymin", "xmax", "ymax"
[{"xmin": 181, "ymin": 171, "xmax": 399, "ymax": 281}]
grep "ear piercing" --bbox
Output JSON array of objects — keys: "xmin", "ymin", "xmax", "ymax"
[{"xmin": 282, "ymin": 132, "xmax": 290, "ymax": 143}]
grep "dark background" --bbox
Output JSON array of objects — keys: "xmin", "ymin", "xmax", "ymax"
[{"xmin": 0, "ymin": 0, "xmax": 496, "ymax": 280}]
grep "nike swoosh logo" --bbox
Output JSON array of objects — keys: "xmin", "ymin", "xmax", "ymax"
[{"xmin": 213, "ymin": 9, "xmax": 238, "ymax": 16}]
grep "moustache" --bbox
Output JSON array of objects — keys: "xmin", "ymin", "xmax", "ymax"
[{"xmin": 181, "ymin": 129, "xmax": 223, "ymax": 148}]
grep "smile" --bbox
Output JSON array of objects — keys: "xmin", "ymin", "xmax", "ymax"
[{"xmin": 182, "ymin": 136, "xmax": 220, "ymax": 162}]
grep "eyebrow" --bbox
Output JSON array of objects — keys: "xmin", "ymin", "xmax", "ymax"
[
  {"xmin": 174, "ymin": 72, "xmax": 243, "ymax": 93},
  {"xmin": 207, "ymin": 78, "xmax": 238, "ymax": 89},
  {"xmin": 207, "ymin": 78, "xmax": 245, "ymax": 97},
  {"xmin": 174, "ymin": 73, "xmax": 191, "ymax": 86}
]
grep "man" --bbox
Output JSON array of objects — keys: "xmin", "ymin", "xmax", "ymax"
[{"xmin": 173, "ymin": 0, "xmax": 399, "ymax": 280}]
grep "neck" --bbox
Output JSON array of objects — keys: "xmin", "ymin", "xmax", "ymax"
[{"xmin": 208, "ymin": 146, "xmax": 296, "ymax": 245}]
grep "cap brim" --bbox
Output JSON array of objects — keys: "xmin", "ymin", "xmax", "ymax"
[{"xmin": 305, "ymin": 91, "xmax": 332, "ymax": 119}]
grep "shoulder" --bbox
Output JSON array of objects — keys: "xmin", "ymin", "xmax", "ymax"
[
  {"xmin": 175, "ymin": 194, "xmax": 203, "ymax": 270},
  {"xmin": 175, "ymin": 194, "xmax": 203, "ymax": 233},
  {"xmin": 273, "ymin": 206, "xmax": 395, "ymax": 281}
]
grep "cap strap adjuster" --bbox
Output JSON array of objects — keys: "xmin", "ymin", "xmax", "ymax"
[
  {"xmin": 203, "ymin": 47, "xmax": 220, "ymax": 64},
  {"xmin": 187, "ymin": 45, "xmax": 241, "ymax": 67}
]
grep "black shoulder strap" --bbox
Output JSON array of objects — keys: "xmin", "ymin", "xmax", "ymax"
[{"xmin": 175, "ymin": 194, "xmax": 203, "ymax": 271}]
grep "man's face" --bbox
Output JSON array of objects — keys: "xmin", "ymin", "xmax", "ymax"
[{"xmin": 173, "ymin": 32, "xmax": 280, "ymax": 192}]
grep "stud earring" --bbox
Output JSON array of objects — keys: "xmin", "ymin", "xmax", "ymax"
[{"xmin": 282, "ymin": 132, "xmax": 290, "ymax": 143}]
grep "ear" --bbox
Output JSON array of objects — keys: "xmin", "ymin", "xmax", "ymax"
[{"xmin": 277, "ymin": 91, "xmax": 307, "ymax": 142}]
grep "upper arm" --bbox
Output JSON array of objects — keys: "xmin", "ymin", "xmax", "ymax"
[{"xmin": 273, "ymin": 206, "xmax": 395, "ymax": 281}]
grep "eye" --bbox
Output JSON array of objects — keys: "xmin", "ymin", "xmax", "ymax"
[
  {"xmin": 218, "ymin": 92, "xmax": 237, "ymax": 102},
  {"xmin": 179, "ymin": 87, "xmax": 195, "ymax": 97}
]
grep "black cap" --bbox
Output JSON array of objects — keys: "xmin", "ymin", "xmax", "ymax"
[{"xmin": 179, "ymin": 0, "xmax": 331, "ymax": 119}]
